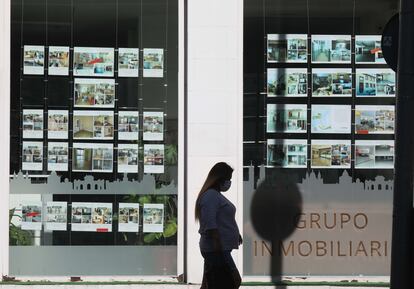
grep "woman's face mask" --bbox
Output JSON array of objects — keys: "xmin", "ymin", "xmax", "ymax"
[{"xmin": 220, "ymin": 180, "xmax": 232, "ymax": 192}]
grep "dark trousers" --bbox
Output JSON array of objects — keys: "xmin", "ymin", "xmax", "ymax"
[{"xmin": 200, "ymin": 250, "xmax": 241, "ymax": 289}]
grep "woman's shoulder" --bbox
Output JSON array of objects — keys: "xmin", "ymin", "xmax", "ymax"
[
  {"xmin": 199, "ymin": 188, "xmax": 220, "ymax": 203},
  {"xmin": 202, "ymin": 188, "xmax": 220, "ymax": 198}
]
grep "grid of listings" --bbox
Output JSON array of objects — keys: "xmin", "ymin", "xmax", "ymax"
[
  {"xmin": 13, "ymin": 201, "xmax": 164, "ymax": 234},
  {"xmin": 266, "ymin": 34, "xmax": 395, "ymax": 169},
  {"xmin": 21, "ymin": 45, "xmax": 168, "ymax": 174}
]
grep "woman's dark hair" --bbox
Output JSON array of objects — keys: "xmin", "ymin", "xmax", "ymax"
[{"xmin": 195, "ymin": 162, "xmax": 233, "ymax": 220}]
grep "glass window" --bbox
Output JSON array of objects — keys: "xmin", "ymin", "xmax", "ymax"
[
  {"xmin": 10, "ymin": 0, "xmax": 179, "ymax": 276},
  {"xmin": 244, "ymin": 0, "xmax": 397, "ymax": 277}
]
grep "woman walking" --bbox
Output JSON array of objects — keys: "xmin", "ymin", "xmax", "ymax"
[{"xmin": 195, "ymin": 162, "xmax": 242, "ymax": 289}]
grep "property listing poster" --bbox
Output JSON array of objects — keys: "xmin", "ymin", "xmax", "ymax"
[
  {"xmin": 73, "ymin": 47, "xmax": 114, "ymax": 77},
  {"xmin": 143, "ymin": 203, "xmax": 164, "ymax": 233},
  {"xmin": 118, "ymin": 48, "xmax": 139, "ymax": 77},
  {"xmin": 266, "ymin": 139, "xmax": 307, "ymax": 168},
  {"xmin": 118, "ymin": 111, "xmax": 139, "ymax": 140},
  {"xmin": 10, "ymin": 195, "xmax": 42, "ymax": 231},
  {"xmin": 45, "ymin": 201, "xmax": 67, "ymax": 231},
  {"xmin": 118, "ymin": 203, "xmax": 140, "ymax": 232},
  {"xmin": 311, "ymin": 105, "xmax": 351, "ymax": 134},
  {"xmin": 356, "ymin": 69, "xmax": 396, "ymax": 97},
  {"xmin": 312, "ymin": 68, "xmax": 352, "ymax": 97},
  {"xmin": 74, "ymin": 78, "xmax": 116, "ymax": 108},
  {"xmin": 23, "ymin": 109, "xmax": 44, "ymax": 139},
  {"xmin": 48, "ymin": 110, "xmax": 69, "ymax": 139},
  {"xmin": 355, "ymin": 35, "xmax": 385, "ymax": 64},
  {"xmin": 47, "ymin": 142, "xmax": 69, "ymax": 172},
  {"xmin": 311, "ymin": 35, "xmax": 351, "ymax": 63},
  {"xmin": 22, "ymin": 141, "xmax": 43, "ymax": 171},
  {"xmin": 355, "ymin": 105, "xmax": 395, "ymax": 134},
  {"xmin": 72, "ymin": 143, "xmax": 113, "ymax": 173},
  {"xmin": 143, "ymin": 144, "xmax": 164, "ymax": 174},
  {"xmin": 311, "ymin": 139, "xmax": 351, "ymax": 169},
  {"xmin": 23, "ymin": 45, "xmax": 44, "ymax": 75},
  {"xmin": 267, "ymin": 34, "xmax": 308, "ymax": 63},
  {"xmin": 21, "ymin": 201, "xmax": 42, "ymax": 231},
  {"xmin": 266, "ymin": 104, "xmax": 307, "ymax": 133},
  {"xmin": 73, "ymin": 110, "xmax": 114, "ymax": 140},
  {"xmin": 143, "ymin": 111, "xmax": 164, "ymax": 141},
  {"xmin": 267, "ymin": 68, "xmax": 307, "ymax": 97},
  {"xmin": 71, "ymin": 202, "xmax": 113, "ymax": 232},
  {"xmin": 355, "ymin": 140, "xmax": 394, "ymax": 169},
  {"xmin": 117, "ymin": 144, "xmax": 139, "ymax": 173},
  {"xmin": 143, "ymin": 48, "xmax": 164, "ymax": 78},
  {"xmin": 48, "ymin": 46, "xmax": 70, "ymax": 76}
]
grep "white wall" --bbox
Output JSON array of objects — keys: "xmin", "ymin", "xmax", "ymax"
[
  {"xmin": 0, "ymin": 0, "xmax": 10, "ymax": 277},
  {"xmin": 186, "ymin": 0, "xmax": 243, "ymax": 284}
]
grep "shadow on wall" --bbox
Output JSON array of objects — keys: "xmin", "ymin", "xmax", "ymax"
[{"xmin": 250, "ymin": 169, "xmax": 302, "ymax": 289}]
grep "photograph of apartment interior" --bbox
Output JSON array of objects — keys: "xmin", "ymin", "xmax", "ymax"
[
  {"xmin": 311, "ymin": 141, "xmax": 351, "ymax": 168},
  {"xmin": 47, "ymin": 143, "xmax": 68, "ymax": 171},
  {"xmin": 72, "ymin": 144, "xmax": 113, "ymax": 172},
  {"xmin": 143, "ymin": 48, "xmax": 164, "ymax": 77},
  {"xmin": 311, "ymin": 35, "xmax": 351, "ymax": 63},
  {"xmin": 72, "ymin": 205, "xmax": 92, "ymax": 224},
  {"xmin": 23, "ymin": 110, "xmax": 43, "ymax": 138},
  {"xmin": 23, "ymin": 46, "xmax": 44, "ymax": 74},
  {"xmin": 93, "ymin": 115, "xmax": 114, "ymax": 138},
  {"xmin": 143, "ymin": 204, "xmax": 164, "ymax": 232},
  {"xmin": 73, "ymin": 47, "xmax": 114, "ymax": 77},
  {"xmin": 118, "ymin": 144, "xmax": 138, "ymax": 173},
  {"xmin": 267, "ymin": 34, "xmax": 307, "ymax": 63},
  {"xmin": 22, "ymin": 205, "xmax": 42, "ymax": 224},
  {"xmin": 119, "ymin": 115, "xmax": 139, "ymax": 132},
  {"xmin": 73, "ymin": 146, "xmax": 93, "ymax": 171},
  {"xmin": 45, "ymin": 202, "xmax": 67, "ymax": 231},
  {"xmin": 48, "ymin": 46, "xmax": 69, "ymax": 75},
  {"xmin": 118, "ymin": 149, "xmax": 138, "ymax": 166},
  {"xmin": 355, "ymin": 106, "xmax": 395, "ymax": 134},
  {"xmin": 73, "ymin": 113, "xmax": 114, "ymax": 139},
  {"xmin": 143, "ymin": 112, "xmax": 164, "ymax": 140},
  {"xmin": 48, "ymin": 112, "xmax": 68, "ymax": 133},
  {"xmin": 74, "ymin": 79, "xmax": 115, "ymax": 107},
  {"xmin": 118, "ymin": 204, "xmax": 140, "ymax": 232},
  {"xmin": 92, "ymin": 206, "xmax": 112, "ymax": 225},
  {"xmin": 24, "ymin": 47, "xmax": 44, "ymax": 67},
  {"xmin": 119, "ymin": 206, "xmax": 139, "ymax": 224},
  {"xmin": 92, "ymin": 147, "xmax": 113, "ymax": 171},
  {"xmin": 71, "ymin": 203, "xmax": 113, "ymax": 232},
  {"xmin": 118, "ymin": 48, "xmax": 139, "ymax": 77},
  {"xmin": 144, "ymin": 147, "xmax": 164, "ymax": 166},
  {"xmin": 73, "ymin": 115, "xmax": 94, "ymax": 138},
  {"xmin": 22, "ymin": 142, "xmax": 43, "ymax": 171},
  {"xmin": 267, "ymin": 139, "xmax": 307, "ymax": 168},
  {"xmin": 355, "ymin": 141, "xmax": 394, "ymax": 169},
  {"xmin": 312, "ymin": 69, "xmax": 352, "ymax": 96},
  {"xmin": 144, "ymin": 145, "xmax": 164, "ymax": 173}
]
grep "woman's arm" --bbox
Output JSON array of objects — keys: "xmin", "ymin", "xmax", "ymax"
[{"xmin": 206, "ymin": 228, "xmax": 222, "ymax": 252}]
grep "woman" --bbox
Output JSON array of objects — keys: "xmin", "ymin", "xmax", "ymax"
[{"xmin": 195, "ymin": 162, "xmax": 242, "ymax": 289}]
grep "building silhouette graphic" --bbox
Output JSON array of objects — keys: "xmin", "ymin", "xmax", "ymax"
[
  {"xmin": 244, "ymin": 166, "xmax": 393, "ymax": 204},
  {"xmin": 10, "ymin": 171, "xmax": 177, "ymax": 195}
]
